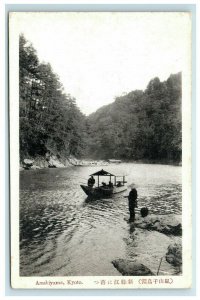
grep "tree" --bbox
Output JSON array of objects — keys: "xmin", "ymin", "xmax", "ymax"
[
  {"xmin": 19, "ymin": 35, "xmax": 87, "ymax": 160},
  {"xmin": 86, "ymin": 73, "xmax": 182, "ymax": 163}
]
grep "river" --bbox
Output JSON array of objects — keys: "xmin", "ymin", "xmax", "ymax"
[{"xmin": 20, "ymin": 163, "xmax": 182, "ymax": 276}]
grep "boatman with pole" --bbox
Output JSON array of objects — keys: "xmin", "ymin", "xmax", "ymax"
[{"xmin": 128, "ymin": 188, "xmax": 138, "ymax": 222}]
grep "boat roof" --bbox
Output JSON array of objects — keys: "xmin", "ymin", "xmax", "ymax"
[{"xmin": 90, "ymin": 169, "xmax": 115, "ymax": 176}]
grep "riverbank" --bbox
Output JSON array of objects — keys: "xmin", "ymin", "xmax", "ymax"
[
  {"xmin": 20, "ymin": 155, "xmax": 182, "ymax": 170},
  {"xmin": 123, "ymin": 159, "xmax": 182, "ymax": 167},
  {"xmin": 20, "ymin": 155, "xmax": 109, "ymax": 170}
]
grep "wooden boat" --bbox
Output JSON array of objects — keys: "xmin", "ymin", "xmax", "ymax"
[{"xmin": 80, "ymin": 169, "xmax": 127, "ymax": 198}]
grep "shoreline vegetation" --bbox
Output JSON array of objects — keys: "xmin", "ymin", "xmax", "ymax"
[{"xmin": 19, "ymin": 35, "xmax": 182, "ymax": 168}]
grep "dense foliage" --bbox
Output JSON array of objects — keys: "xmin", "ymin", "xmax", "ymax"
[
  {"xmin": 86, "ymin": 74, "xmax": 182, "ymax": 163},
  {"xmin": 19, "ymin": 35, "xmax": 182, "ymax": 164},
  {"xmin": 19, "ymin": 35, "xmax": 87, "ymax": 160}
]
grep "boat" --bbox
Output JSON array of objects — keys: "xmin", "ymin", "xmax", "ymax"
[{"xmin": 80, "ymin": 169, "xmax": 127, "ymax": 198}]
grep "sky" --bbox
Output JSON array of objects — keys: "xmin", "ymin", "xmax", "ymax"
[{"xmin": 16, "ymin": 12, "xmax": 191, "ymax": 115}]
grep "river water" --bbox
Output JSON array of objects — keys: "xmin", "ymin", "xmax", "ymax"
[{"xmin": 20, "ymin": 163, "xmax": 182, "ymax": 276}]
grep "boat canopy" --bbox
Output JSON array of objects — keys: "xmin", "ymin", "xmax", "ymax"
[
  {"xmin": 88, "ymin": 169, "xmax": 126, "ymax": 187},
  {"xmin": 90, "ymin": 169, "xmax": 115, "ymax": 177}
]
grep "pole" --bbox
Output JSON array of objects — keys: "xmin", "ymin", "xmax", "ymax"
[
  {"xmin": 98, "ymin": 175, "xmax": 99, "ymax": 187},
  {"xmin": 157, "ymin": 257, "xmax": 163, "ymax": 275}
]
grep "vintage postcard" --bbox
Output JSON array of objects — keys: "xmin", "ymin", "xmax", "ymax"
[{"xmin": 9, "ymin": 12, "xmax": 192, "ymax": 289}]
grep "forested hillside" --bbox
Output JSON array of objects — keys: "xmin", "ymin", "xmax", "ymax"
[
  {"xmin": 19, "ymin": 35, "xmax": 182, "ymax": 164},
  {"xmin": 86, "ymin": 73, "xmax": 182, "ymax": 163},
  {"xmin": 19, "ymin": 35, "xmax": 87, "ymax": 161}
]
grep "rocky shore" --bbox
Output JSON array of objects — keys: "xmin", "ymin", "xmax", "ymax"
[
  {"xmin": 20, "ymin": 155, "xmax": 180, "ymax": 170},
  {"xmin": 112, "ymin": 214, "xmax": 182, "ymax": 276},
  {"xmin": 20, "ymin": 155, "xmax": 109, "ymax": 170},
  {"xmin": 132, "ymin": 214, "xmax": 182, "ymax": 236}
]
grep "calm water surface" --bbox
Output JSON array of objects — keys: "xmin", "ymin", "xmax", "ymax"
[{"xmin": 20, "ymin": 163, "xmax": 182, "ymax": 276}]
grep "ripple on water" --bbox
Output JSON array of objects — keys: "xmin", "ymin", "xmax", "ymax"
[{"xmin": 20, "ymin": 164, "xmax": 182, "ymax": 276}]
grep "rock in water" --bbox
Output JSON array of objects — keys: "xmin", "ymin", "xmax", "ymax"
[
  {"xmin": 112, "ymin": 259, "xmax": 154, "ymax": 276},
  {"xmin": 31, "ymin": 165, "xmax": 40, "ymax": 170},
  {"xmin": 23, "ymin": 159, "xmax": 34, "ymax": 165},
  {"xmin": 23, "ymin": 159, "xmax": 34, "ymax": 169},
  {"xmin": 140, "ymin": 207, "xmax": 149, "ymax": 217},
  {"xmin": 165, "ymin": 243, "xmax": 182, "ymax": 267},
  {"xmin": 134, "ymin": 214, "xmax": 182, "ymax": 236}
]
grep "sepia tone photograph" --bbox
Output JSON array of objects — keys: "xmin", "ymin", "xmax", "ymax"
[{"xmin": 9, "ymin": 11, "xmax": 192, "ymax": 289}]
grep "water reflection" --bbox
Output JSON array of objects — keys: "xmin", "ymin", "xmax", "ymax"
[{"xmin": 20, "ymin": 163, "xmax": 181, "ymax": 276}]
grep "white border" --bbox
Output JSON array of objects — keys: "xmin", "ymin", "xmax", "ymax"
[
  {"xmin": 1, "ymin": 1, "xmax": 198, "ymax": 298},
  {"xmin": 9, "ymin": 11, "xmax": 192, "ymax": 290}
]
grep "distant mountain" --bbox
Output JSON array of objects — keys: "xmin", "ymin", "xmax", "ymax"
[
  {"xmin": 19, "ymin": 36, "xmax": 182, "ymax": 165},
  {"xmin": 86, "ymin": 73, "xmax": 182, "ymax": 163}
]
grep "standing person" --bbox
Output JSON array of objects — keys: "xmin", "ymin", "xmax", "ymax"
[
  {"xmin": 88, "ymin": 176, "xmax": 95, "ymax": 187},
  {"xmin": 91, "ymin": 176, "xmax": 95, "ymax": 186},
  {"xmin": 128, "ymin": 188, "xmax": 138, "ymax": 222}
]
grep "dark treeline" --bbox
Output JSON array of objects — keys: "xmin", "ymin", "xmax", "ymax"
[
  {"xmin": 19, "ymin": 35, "xmax": 87, "ymax": 160},
  {"xmin": 19, "ymin": 35, "xmax": 181, "ymax": 164},
  {"xmin": 86, "ymin": 73, "xmax": 182, "ymax": 163}
]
